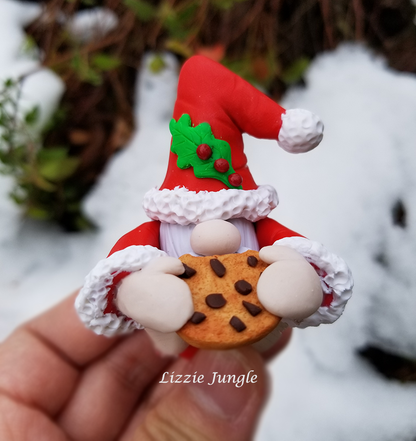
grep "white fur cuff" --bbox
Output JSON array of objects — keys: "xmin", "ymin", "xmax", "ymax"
[
  {"xmin": 278, "ymin": 109, "xmax": 324, "ymax": 153},
  {"xmin": 143, "ymin": 185, "xmax": 278, "ymax": 225},
  {"xmin": 75, "ymin": 245, "xmax": 167, "ymax": 337},
  {"xmin": 273, "ymin": 237, "xmax": 353, "ymax": 328}
]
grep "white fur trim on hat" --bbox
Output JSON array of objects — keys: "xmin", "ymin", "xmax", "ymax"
[
  {"xmin": 278, "ymin": 109, "xmax": 324, "ymax": 153},
  {"xmin": 143, "ymin": 185, "xmax": 278, "ymax": 225},
  {"xmin": 273, "ymin": 236, "xmax": 353, "ymax": 328},
  {"xmin": 75, "ymin": 245, "xmax": 167, "ymax": 337}
]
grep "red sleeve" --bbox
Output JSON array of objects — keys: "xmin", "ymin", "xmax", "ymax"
[
  {"xmin": 255, "ymin": 217, "xmax": 303, "ymax": 248},
  {"xmin": 108, "ymin": 221, "xmax": 161, "ymax": 256}
]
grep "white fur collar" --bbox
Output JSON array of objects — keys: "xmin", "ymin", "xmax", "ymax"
[{"xmin": 142, "ymin": 185, "xmax": 278, "ymax": 225}]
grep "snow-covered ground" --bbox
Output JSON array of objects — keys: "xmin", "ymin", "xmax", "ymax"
[{"xmin": 1, "ymin": 2, "xmax": 416, "ymax": 440}]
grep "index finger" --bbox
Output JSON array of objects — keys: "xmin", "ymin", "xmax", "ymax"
[
  {"xmin": 25, "ymin": 291, "xmax": 121, "ymax": 367},
  {"xmin": 0, "ymin": 291, "xmax": 159, "ymax": 418}
]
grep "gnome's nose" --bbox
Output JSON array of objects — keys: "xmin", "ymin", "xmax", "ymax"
[{"xmin": 190, "ymin": 220, "xmax": 241, "ymax": 256}]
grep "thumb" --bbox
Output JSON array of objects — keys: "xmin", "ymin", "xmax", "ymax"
[
  {"xmin": 259, "ymin": 245, "xmax": 305, "ymax": 264},
  {"xmin": 144, "ymin": 256, "xmax": 185, "ymax": 276},
  {"xmin": 135, "ymin": 347, "xmax": 269, "ymax": 441}
]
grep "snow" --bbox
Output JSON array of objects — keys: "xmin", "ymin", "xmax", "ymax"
[
  {"xmin": 66, "ymin": 7, "xmax": 119, "ymax": 43},
  {"xmin": 1, "ymin": 2, "xmax": 416, "ymax": 440},
  {"xmin": 0, "ymin": 1, "xmax": 64, "ymax": 128}
]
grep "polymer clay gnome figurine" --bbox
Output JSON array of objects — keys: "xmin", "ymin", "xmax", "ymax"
[{"xmin": 76, "ymin": 56, "xmax": 353, "ymax": 356}]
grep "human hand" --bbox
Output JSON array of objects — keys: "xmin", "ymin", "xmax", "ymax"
[{"xmin": 0, "ymin": 292, "xmax": 291, "ymax": 441}]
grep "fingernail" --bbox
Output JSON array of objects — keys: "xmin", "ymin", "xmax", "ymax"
[{"xmin": 188, "ymin": 349, "xmax": 259, "ymax": 420}]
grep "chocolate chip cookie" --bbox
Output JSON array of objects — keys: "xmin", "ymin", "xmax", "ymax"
[{"xmin": 177, "ymin": 250, "xmax": 281, "ymax": 349}]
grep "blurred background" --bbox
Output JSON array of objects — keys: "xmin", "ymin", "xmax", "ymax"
[{"xmin": 0, "ymin": 0, "xmax": 416, "ymax": 440}]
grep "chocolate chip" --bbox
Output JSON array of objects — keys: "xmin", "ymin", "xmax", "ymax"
[
  {"xmin": 190, "ymin": 311, "xmax": 206, "ymax": 324},
  {"xmin": 234, "ymin": 280, "xmax": 252, "ymax": 295},
  {"xmin": 230, "ymin": 316, "xmax": 246, "ymax": 332},
  {"xmin": 205, "ymin": 293, "xmax": 227, "ymax": 309},
  {"xmin": 247, "ymin": 255, "xmax": 258, "ymax": 267},
  {"xmin": 210, "ymin": 259, "xmax": 226, "ymax": 277},
  {"xmin": 242, "ymin": 301, "xmax": 262, "ymax": 316},
  {"xmin": 178, "ymin": 263, "xmax": 196, "ymax": 279}
]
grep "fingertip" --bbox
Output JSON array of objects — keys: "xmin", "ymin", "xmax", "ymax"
[{"xmin": 136, "ymin": 347, "xmax": 268, "ymax": 441}]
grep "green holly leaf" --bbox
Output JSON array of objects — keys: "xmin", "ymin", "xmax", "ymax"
[{"xmin": 169, "ymin": 114, "xmax": 242, "ymax": 189}]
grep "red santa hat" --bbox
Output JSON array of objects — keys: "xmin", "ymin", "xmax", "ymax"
[{"xmin": 143, "ymin": 55, "xmax": 323, "ymax": 225}]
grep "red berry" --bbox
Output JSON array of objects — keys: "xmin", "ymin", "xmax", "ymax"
[
  {"xmin": 196, "ymin": 144, "xmax": 212, "ymax": 160},
  {"xmin": 228, "ymin": 173, "xmax": 243, "ymax": 187},
  {"xmin": 214, "ymin": 158, "xmax": 229, "ymax": 173}
]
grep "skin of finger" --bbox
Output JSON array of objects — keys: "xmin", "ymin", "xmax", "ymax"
[
  {"xmin": 57, "ymin": 330, "xmax": 172, "ymax": 441},
  {"xmin": 125, "ymin": 328, "xmax": 291, "ymax": 422},
  {"xmin": 0, "ymin": 327, "xmax": 79, "ymax": 416},
  {"xmin": 119, "ymin": 330, "xmax": 291, "ymax": 440},
  {"xmin": 118, "ymin": 355, "xmax": 191, "ymax": 440},
  {"xmin": 25, "ymin": 292, "xmax": 120, "ymax": 367},
  {"xmin": 131, "ymin": 347, "xmax": 269, "ymax": 441},
  {"xmin": 0, "ymin": 394, "xmax": 67, "ymax": 441}
]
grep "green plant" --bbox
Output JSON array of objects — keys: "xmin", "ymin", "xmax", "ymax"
[{"xmin": 0, "ymin": 78, "xmax": 92, "ymax": 229}]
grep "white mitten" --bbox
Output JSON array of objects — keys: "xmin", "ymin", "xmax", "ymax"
[
  {"xmin": 116, "ymin": 256, "xmax": 194, "ymax": 333},
  {"xmin": 258, "ymin": 245, "xmax": 323, "ymax": 321}
]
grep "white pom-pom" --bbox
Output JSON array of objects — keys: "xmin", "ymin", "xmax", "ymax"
[{"xmin": 278, "ymin": 108, "xmax": 324, "ymax": 153}]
